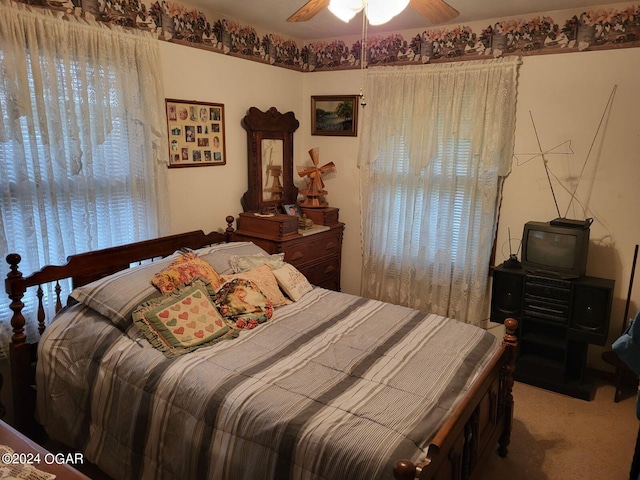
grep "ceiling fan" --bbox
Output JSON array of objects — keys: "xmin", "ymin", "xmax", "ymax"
[{"xmin": 287, "ymin": 0, "xmax": 459, "ymax": 25}]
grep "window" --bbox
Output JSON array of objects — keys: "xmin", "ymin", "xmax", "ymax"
[
  {"xmin": 367, "ymin": 137, "xmax": 476, "ymax": 272},
  {"xmin": 0, "ymin": 5, "xmax": 168, "ymax": 351},
  {"xmin": 358, "ymin": 60, "xmax": 518, "ymax": 323}
]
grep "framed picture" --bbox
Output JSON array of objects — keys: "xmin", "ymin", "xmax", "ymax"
[
  {"xmin": 165, "ymin": 99, "xmax": 226, "ymax": 168},
  {"xmin": 311, "ymin": 95, "xmax": 358, "ymax": 137},
  {"xmin": 282, "ymin": 203, "xmax": 301, "ymax": 216}
]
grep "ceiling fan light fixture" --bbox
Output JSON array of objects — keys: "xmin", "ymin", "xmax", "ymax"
[
  {"xmin": 328, "ymin": 0, "xmax": 364, "ymax": 23},
  {"xmin": 365, "ymin": 0, "xmax": 410, "ymax": 25}
]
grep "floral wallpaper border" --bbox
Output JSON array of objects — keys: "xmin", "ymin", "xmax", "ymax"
[{"xmin": 17, "ymin": 0, "xmax": 640, "ymax": 71}]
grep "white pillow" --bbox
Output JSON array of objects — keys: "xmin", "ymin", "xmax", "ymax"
[
  {"xmin": 70, "ymin": 252, "xmax": 181, "ymax": 330},
  {"xmin": 272, "ymin": 264, "xmax": 313, "ymax": 302}
]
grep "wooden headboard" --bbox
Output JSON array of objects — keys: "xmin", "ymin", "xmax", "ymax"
[{"xmin": 4, "ymin": 217, "xmax": 235, "ymax": 436}]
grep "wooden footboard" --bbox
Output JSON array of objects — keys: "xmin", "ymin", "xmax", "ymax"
[
  {"xmin": 393, "ymin": 318, "xmax": 518, "ymax": 480},
  {"xmin": 5, "ymin": 223, "xmax": 234, "ymax": 437}
]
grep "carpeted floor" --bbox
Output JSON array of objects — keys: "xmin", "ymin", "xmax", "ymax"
[{"xmin": 481, "ymin": 379, "xmax": 638, "ymax": 480}]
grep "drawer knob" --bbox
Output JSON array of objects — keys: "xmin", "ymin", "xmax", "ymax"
[{"xmin": 289, "ymin": 251, "xmax": 304, "ymax": 261}]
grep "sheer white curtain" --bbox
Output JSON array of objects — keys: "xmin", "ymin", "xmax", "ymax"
[
  {"xmin": 358, "ymin": 58, "xmax": 519, "ymax": 326},
  {"xmin": 0, "ymin": 0, "xmax": 170, "ymax": 352}
]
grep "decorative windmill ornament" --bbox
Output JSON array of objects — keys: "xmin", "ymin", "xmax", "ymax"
[
  {"xmin": 297, "ymin": 148, "xmax": 337, "ymax": 208},
  {"xmin": 264, "ymin": 164, "xmax": 283, "ymax": 201}
]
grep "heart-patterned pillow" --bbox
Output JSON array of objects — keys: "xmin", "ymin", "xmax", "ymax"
[{"xmin": 133, "ymin": 277, "xmax": 237, "ymax": 357}]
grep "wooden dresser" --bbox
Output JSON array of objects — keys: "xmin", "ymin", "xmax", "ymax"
[{"xmin": 232, "ymin": 207, "xmax": 344, "ymax": 291}]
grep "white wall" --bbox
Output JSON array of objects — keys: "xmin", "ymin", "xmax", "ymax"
[
  {"xmin": 305, "ymin": 49, "xmax": 640, "ymax": 370},
  {"xmin": 160, "ymin": 40, "xmax": 364, "ymax": 295},
  {"xmin": 161, "ymin": 41, "xmax": 304, "ymax": 235},
  {"xmin": 497, "ymin": 48, "xmax": 640, "ymax": 368},
  {"xmin": 160, "ymin": 39, "xmax": 640, "ymax": 370},
  {"xmin": 300, "ymin": 70, "xmax": 363, "ymax": 295}
]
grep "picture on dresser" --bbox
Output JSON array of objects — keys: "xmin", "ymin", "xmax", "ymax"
[
  {"xmin": 282, "ymin": 204, "xmax": 300, "ymax": 216},
  {"xmin": 166, "ymin": 98, "xmax": 226, "ymax": 168}
]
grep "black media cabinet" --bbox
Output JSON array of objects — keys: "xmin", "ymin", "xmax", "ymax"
[{"xmin": 491, "ymin": 264, "xmax": 614, "ymax": 400}]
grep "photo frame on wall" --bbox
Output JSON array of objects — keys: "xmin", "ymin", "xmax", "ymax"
[
  {"xmin": 165, "ymin": 99, "xmax": 226, "ymax": 167},
  {"xmin": 311, "ymin": 95, "xmax": 358, "ymax": 137}
]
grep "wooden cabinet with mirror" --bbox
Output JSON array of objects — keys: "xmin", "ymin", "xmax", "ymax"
[
  {"xmin": 241, "ymin": 107, "xmax": 299, "ymax": 213},
  {"xmin": 235, "ymin": 106, "xmax": 344, "ymax": 291}
]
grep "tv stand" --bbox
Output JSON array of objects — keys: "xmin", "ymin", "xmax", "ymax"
[
  {"xmin": 491, "ymin": 264, "xmax": 614, "ymax": 400},
  {"xmin": 528, "ymin": 269, "xmax": 580, "ymax": 281}
]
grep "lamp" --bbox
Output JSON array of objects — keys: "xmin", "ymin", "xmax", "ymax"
[
  {"xmin": 329, "ymin": 0, "xmax": 412, "ymax": 106},
  {"xmin": 328, "ymin": 0, "xmax": 410, "ymax": 25},
  {"xmin": 327, "ymin": 0, "xmax": 363, "ymax": 23}
]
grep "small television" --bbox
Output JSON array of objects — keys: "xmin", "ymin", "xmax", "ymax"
[{"xmin": 520, "ymin": 219, "xmax": 591, "ymax": 279}]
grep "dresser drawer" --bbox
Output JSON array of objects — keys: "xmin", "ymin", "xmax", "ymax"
[
  {"xmin": 300, "ymin": 257, "xmax": 341, "ymax": 290},
  {"xmin": 231, "ymin": 217, "xmax": 343, "ymax": 293},
  {"xmin": 314, "ymin": 275, "xmax": 340, "ymax": 291},
  {"xmin": 283, "ymin": 230, "xmax": 342, "ymax": 267}
]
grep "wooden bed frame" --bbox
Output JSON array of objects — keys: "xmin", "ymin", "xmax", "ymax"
[{"xmin": 4, "ymin": 219, "xmax": 517, "ymax": 480}]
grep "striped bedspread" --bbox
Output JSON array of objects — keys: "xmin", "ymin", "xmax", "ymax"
[{"xmin": 36, "ymin": 287, "xmax": 500, "ymax": 480}]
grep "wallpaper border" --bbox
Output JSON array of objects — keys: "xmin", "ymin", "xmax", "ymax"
[{"xmin": 14, "ymin": 0, "xmax": 640, "ymax": 71}]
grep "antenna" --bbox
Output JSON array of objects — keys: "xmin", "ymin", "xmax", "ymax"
[
  {"xmin": 502, "ymin": 227, "xmax": 522, "ymax": 269},
  {"xmin": 530, "ymin": 111, "xmax": 561, "ymax": 218},
  {"xmin": 564, "ymin": 84, "xmax": 617, "ymax": 217},
  {"xmin": 518, "ymin": 85, "xmax": 617, "ymax": 222},
  {"xmin": 514, "ymin": 139, "xmax": 574, "ymax": 167},
  {"xmin": 508, "ymin": 227, "xmax": 513, "ymax": 256}
]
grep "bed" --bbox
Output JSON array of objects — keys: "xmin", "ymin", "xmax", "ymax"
[{"xmin": 4, "ymin": 221, "xmax": 517, "ymax": 480}]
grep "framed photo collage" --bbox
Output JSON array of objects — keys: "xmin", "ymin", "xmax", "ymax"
[{"xmin": 165, "ymin": 99, "xmax": 226, "ymax": 168}]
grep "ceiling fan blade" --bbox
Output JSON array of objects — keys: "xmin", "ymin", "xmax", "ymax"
[
  {"xmin": 410, "ymin": 0, "xmax": 459, "ymax": 24},
  {"xmin": 287, "ymin": 0, "xmax": 330, "ymax": 22}
]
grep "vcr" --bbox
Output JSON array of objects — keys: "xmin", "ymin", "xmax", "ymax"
[{"xmin": 523, "ymin": 274, "xmax": 571, "ymax": 324}]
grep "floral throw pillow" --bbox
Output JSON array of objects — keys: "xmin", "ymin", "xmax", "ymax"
[
  {"xmin": 221, "ymin": 263, "xmax": 289, "ymax": 307},
  {"xmin": 133, "ymin": 278, "xmax": 237, "ymax": 357},
  {"xmin": 214, "ymin": 278, "xmax": 273, "ymax": 330},
  {"xmin": 152, "ymin": 252, "xmax": 223, "ymax": 294}
]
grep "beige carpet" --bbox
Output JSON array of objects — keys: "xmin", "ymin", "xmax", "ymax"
[{"xmin": 481, "ymin": 380, "xmax": 638, "ymax": 480}]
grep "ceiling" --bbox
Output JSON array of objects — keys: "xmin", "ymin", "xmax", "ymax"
[{"xmin": 195, "ymin": 1, "xmax": 622, "ymax": 40}]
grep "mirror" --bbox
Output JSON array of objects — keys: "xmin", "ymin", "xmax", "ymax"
[
  {"xmin": 262, "ymin": 139, "xmax": 284, "ymax": 202},
  {"xmin": 242, "ymin": 107, "xmax": 299, "ymax": 212}
]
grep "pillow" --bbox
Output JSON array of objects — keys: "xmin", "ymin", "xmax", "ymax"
[
  {"xmin": 151, "ymin": 252, "xmax": 223, "ymax": 294},
  {"xmin": 221, "ymin": 264, "xmax": 289, "ymax": 307},
  {"xmin": 70, "ymin": 252, "xmax": 182, "ymax": 331},
  {"xmin": 272, "ymin": 264, "xmax": 313, "ymax": 301},
  {"xmin": 214, "ymin": 278, "xmax": 273, "ymax": 329},
  {"xmin": 133, "ymin": 278, "xmax": 238, "ymax": 358},
  {"xmin": 230, "ymin": 253, "xmax": 286, "ymax": 273},
  {"xmin": 194, "ymin": 242, "xmax": 270, "ymax": 275}
]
